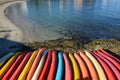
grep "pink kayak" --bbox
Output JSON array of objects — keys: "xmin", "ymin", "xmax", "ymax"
[{"xmin": 63, "ymin": 53, "xmax": 73, "ymax": 80}]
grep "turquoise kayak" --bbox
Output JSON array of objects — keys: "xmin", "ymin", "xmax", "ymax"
[{"xmin": 55, "ymin": 52, "xmax": 64, "ymax": 80}]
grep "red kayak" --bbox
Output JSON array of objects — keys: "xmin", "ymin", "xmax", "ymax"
[
  {"xmin": 94, "ymin": 51, "xmax": 120, "ymax": 79},
  {"xmin": 2, "ymin": 52, "xmax": 27, "ymax": 80},
  {"xmin": 9, "ymin": 52, "xmax": 32, "ymax": 80},
  {"xmin": 74, "ymin": 53, "xmax": 91, "ymax": 80},
  {"xmin": 91, "ymin": 51, "xmax": 117, "ymax": 80},
  {"xmin": 63, "ymin": 53, "xmax": 73, "ymax": 80},
  {"xmin": 97, "ymin": 50, "xmax": 120, "ymax": 71},
  {"xmin": 39, "ymin": 51, "xmax": 52, "ymax": 80},
  {"xmin": 47, "ymin": 50, "xmax": 57, "ymax": 80}
]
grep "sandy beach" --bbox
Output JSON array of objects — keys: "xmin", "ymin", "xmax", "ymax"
[{"xmin": 0, "ymin": 0, "xmax": 25, "ymax": 42}]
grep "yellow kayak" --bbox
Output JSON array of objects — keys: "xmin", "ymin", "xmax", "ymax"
[
  {"xmin": 18, "ymin": 50, "xmax": 38, "ymax": 80},
  {"xmin": 85, "ymin": 50, "xmax": 107, "ymax": 80},
  {"xmin": 0, "ymin": 52, "xmax": 20, "ymax": 79},
  {"xmin": 68, "ymin": 53, "xmax": 80, "ymax": 80}
]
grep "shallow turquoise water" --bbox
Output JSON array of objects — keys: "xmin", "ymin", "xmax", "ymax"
[{"xmin": 6, "ymin": 0, "xmax": 120, "ymax": 41}]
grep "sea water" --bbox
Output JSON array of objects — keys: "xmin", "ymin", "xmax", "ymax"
[{"xmin": 6, "ymin": 0, "xmax": 120, "ymax": 42}]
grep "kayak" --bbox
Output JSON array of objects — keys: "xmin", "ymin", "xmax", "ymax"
[
  {"xmin": 85, "ymin": 50, "xmax": 107, "ymax": 80},
  {"xmin": 68, "ymin": 53, "xmax": 80, "ymax": 80},
  {"xmin": 18, "ymin": 51, "xmax": 38, "ymax": 80},
  {"xmin": 79, "ymin": 51, "xmax": 99, "ymax": 80},
  {"xmin": 2, "ymin": 52, "xmax": 27, "ymax": 80},
  {"xmin": 1, "ymin": 48, "xmax": 119, "ymax": 80},
  {"xmin": 32, "ymin": 50, "xmax": 48, "ymax": 80},
  {"xmin": 47, "ymin": 50, "xmax": 57, "ymax": 80},
  {"xmin": 74, "ymin": 53, "xmax": 91, "ymax": 80},
  {"xmin": 0, "ymin": 52, "xmax": 14, "ymax": 68},
  {"xmin": 55, "ymin": 52, "xmax": 64, "ymax": 80},
  {"xmin": 0, "ymin": 52, "xmax": 20, "ymax": 79},
  {"xmin": 91, "ymin": 51, "xmax": 117, "ymax": 80},
  {"xmin": 97, "ymin": 50, "xmax": 120, "ymax": 71},
  {"xmin": 63, "ymin": 53, "xmax": 73, "ymax": 80},
  {"xmin": 9, "ymin": 52, "xmax": 32, "ymax": 80},
  {"xmin": 26, "ymin": 48, "xmax": 45, "ymax": 80},
  {"xmin": 39, "ymin": 51, "xmax": 52, "ymax": 80},
  {"xmin": 99, "ymin": 49, "xmax": 120, "ymax": 63},
  {"xmin": 94, "ymin": 51, "xmax": 120, "ymax": 79}
]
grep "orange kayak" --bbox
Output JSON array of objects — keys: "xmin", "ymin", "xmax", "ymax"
[
  {"xmin": 79, "ymin": 51, "xmax": 99, "ymax": 80},
  {"xmin": 0, "ymin": 52, "xmax": 20, "ymax": 79},
  {"xmin": 85, "ymin": 50, "xmax": 107, "ymax": 80},
  {"xmin": 26, "ymin": 48, "xmax": 45, "ymax": 80},
  {"xmin": 39, "ymin": 51, "xmax": 52, "ymax": 80},
  {"xmin": 63, "ymin": 53, "xmax": 73, "ymax": 80},
  {"xmin": 2, "ymin": 52, "xmax": 27, "ymax": 80},
  {"xmin": 91, "ymin": 51, "xmax": 117, "ymax": 80},
  {"xmin": 94, "ymin": 51, "xmax": 120, "ymax": 79},
  {"xmin": 32, "ymin": 50, "xmax": 48, "ymax": 80},
  {"xmin": 9, "ymin": 52, "xmax": 32, "ymax": 80},
  {"xmin": 74, "ymin": 53, "xmax": 91, "ymax": 80},
  {"xmin": 99, "ymin": 49, "xmax": 120, "ymax": 62},
  {"xmin": 68, "ymin": 53, "xmax": 80, "ymax": 80},
  {"xmin": 97, "ymin": 50, "xmax": 120, "ymax": 71},
  {"xmin": 47, "ymin": 50, "xmax": 57, "ymax": 80}
]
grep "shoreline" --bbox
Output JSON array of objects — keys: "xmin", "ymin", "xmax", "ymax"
[
  {"xmin": 24, "ymin": 38, "xmax": 120, "ymax": 56},
  {"xmin": 2, "ymin": 0, "xmax": 62, "ymax": 43},
  {"xmin": 0, "ymin": 0, "xmax": 26, "ymax": 42}
]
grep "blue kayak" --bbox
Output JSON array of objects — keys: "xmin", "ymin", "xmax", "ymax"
[{"xmin": 55, "ymin": 51, "xmax": 64, "ymax": 80}]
